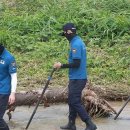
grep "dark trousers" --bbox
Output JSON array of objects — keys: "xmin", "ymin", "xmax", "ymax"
[
  {"xmin": 0, "ymin": 94, "xmax": 9, "ymax": 130},
  {"xmin": 68, "ymin": 79, "xmax": 89, "ymax": 122}
]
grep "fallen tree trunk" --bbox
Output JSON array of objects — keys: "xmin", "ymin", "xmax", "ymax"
[
  {"xmin": 89, "ymin": 85, "xmax": 130, "ymax": 101},
  {"xmin": 7, "ymin": 86, "xmax": 117, "ymax": 120}
]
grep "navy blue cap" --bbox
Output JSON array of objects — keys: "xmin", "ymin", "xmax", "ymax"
[
  {"xmin": 63, "ymin": 23, "xmax": 76, "ymax": 31},
  {"xmin": 60, "ymin": 23, "xmax": 76, "ymax": 36}
]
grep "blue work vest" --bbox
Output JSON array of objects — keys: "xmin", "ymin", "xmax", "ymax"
[
  {"xmin": 68, "ymin": 36, "xmax": 87, "ymax": 79},
  {"xmin": 0, "ymin": 49, "xmax": 17, "ymax": 94}
]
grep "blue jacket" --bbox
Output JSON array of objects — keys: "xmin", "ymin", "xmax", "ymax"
[
  {"xmin": 69, "ymin": 36, "xmax": 87, "ymax": 79},
  {"xmin": 0, "ymin": 49, "xmax": 17, "ymax": 94}
]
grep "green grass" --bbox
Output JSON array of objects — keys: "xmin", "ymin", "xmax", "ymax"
[{"xmin": 0, "ymin": 0, "xmax": 130, "ymax": 90}]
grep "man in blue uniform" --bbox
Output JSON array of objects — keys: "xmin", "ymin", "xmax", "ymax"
[
  {"xmin": 0, "ymin": 44, "xmax": 17, "ymax": 130},
  {"xmin": 54, "ymin": 23, "xmax": 97, "ymax": 130}
]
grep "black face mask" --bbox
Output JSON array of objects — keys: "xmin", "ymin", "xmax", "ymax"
[
  {"xmin": 64, "ymin": 33, "xmax": 76, "ymax": 41},
  {"xmin": 0, "ymin": 44, "xmax": 4, "ymax": 55}
]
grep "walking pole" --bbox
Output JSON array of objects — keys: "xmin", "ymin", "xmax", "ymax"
[
  {"xmin": 114, "ymin": 96, "xmax": 130, "ymax": 120},
  {"xmin": 25, "ymin": 68, "xmax": 56, "ymax": 129}
]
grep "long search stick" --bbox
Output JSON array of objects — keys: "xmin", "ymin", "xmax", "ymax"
[
  {"xmin": 25, "ymin": 68, "xmax": 56, "ymax": 129},
  {"xmin": 114, "ymin": 96, "xmax": 130, "ymax": 120}
]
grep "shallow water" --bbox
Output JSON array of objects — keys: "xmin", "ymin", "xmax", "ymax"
[{"xmin": 4, "ymin": 101, "xmax": 130, "ymax": 130}]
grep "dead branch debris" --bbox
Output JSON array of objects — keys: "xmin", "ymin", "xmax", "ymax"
[{"xmin": 7, "ymin": 86, "xmax": 117, "ymax": 120}]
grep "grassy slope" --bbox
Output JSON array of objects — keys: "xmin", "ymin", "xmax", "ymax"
[{"xmin": 0, "ymin": 0, "xmax": 130, "ymax": 91}]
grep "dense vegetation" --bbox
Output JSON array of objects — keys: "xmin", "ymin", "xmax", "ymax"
[{"xmin": 0, "ymin": 0, "xmax": 130, "ymax": 90}]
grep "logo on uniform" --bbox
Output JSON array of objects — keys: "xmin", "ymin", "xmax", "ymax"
[
  {"xmin": 72, "ymin": 49, "xmax": 77, "ymax": 53},
  {"xmin": 0, "ymin": 60, "xmax": 5, "ymax": 64},
  {"xmin": 11, "ymin": 61, "xmax": 16, "ymax": 67}
]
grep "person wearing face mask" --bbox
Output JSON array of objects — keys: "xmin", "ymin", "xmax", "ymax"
[
  {"xmin": 53, "ymin": 23, "xmax": 97, "ymax": 130},
  {"xmin": 0, "ymin": 44, "xmax": 17, "ymax": 130}
]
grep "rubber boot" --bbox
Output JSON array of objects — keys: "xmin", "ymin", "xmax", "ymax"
[
  {"xmin": 85, "ymin": 119, "xmax": 97, "ymax": 130},
  {"xmin": 60, "ymin": 120, "xmax": 76, "ymax": 130}
]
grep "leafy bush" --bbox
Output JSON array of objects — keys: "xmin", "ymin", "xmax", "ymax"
[{"xmin": 0, "ymin": 0, "xmax": 129, "ymax": 88}]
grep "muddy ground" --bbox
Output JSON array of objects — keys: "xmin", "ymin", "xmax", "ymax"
[{"xmin": 5, "ymin": 102, "xmax": 130, "ymax": 130}]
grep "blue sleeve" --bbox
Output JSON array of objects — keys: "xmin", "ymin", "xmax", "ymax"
[
  {"xmin": 71, "ymin": 43, "xmax": 81, "ymax": 59},
  {"xmin": 9, "ymin": 56, "xmax": 17, "ymax": 74}
]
